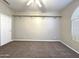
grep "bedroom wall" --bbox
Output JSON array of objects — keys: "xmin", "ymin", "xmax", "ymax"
[
  {"xmin": 13, "ymin": 16, "xmax": 61, "ymax": 41},
  {"xmin": 61, "ymin": 0, "xmax": 79, "ymax": 53}
]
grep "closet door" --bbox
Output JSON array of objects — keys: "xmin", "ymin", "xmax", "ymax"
[
  {"xmin": 0, "ymin": 14, "xmax": 1, "ymax": 45},
  {"xmin": 1, "ymin": 14, "xmax": 12, "ymax": 46}
]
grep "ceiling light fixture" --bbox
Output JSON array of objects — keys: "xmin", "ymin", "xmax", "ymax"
[
  {"xmin": 27, "ymin": 0, "xmax": 33, "ymax": 6},
  {"xmin": 27, "ymin": 0, "xmax": 42, "ymax": 7}
]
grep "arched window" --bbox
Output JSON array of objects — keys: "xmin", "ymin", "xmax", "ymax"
[{"xmin": 71, "ymin": 7, "xmax": 79, "ymax": 41}]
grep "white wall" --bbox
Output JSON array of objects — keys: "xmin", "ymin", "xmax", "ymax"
[
  {"xmin": 61, "ymin": 0, "xmax": 79, "ymax": 53},
  {"xmin": 0, "ymin": 1, "xmax": 13, "ymax": 46},
  {"xmin": 13, "ymin": 17, "xmax": 61, "ymax": 41}
]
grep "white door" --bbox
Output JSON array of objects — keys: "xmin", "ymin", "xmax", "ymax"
[{"xmin": 1, "ymin": 14, "xmax": 12, "ymax": 46}]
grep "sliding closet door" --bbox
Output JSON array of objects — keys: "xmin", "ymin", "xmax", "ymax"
[
  {"xmin": 0, "ymin": 14, "xmax": 1, "ymax": 45},
  {"xmin": 1, "ymin": 14, "xmax": 12, "ymax": 46}
]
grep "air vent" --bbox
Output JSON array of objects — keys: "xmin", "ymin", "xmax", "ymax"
[{"xmin": 3, "ymin": 0, "xmax": 9, "ymax": 5}]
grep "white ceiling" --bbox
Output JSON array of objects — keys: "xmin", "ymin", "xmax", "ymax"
[{"xmin": 2, "ymin": 0, "xmax": 73, "ymax": 12}]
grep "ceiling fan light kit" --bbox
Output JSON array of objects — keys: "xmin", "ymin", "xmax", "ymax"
[{"xmin": 27, "ymin": 0, "xmax": 42, "ymax": 7}]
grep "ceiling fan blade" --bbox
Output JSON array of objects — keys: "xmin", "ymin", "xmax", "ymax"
[
  {"xmin": 36, "ymin": 0, "xmax": 47, "ymax": 12},
  {"xmin": 27, "ymin": 0, "xmax": 33, "ymax": 6},
  {"xmin": 3, "ymin": 0, "xmax": 9, "ymax": 5},
  {"xmin": 36, "ymin": 0, "xmax": 42, "ymax": 7}
]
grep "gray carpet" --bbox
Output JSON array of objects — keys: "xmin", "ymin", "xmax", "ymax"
[{"xmin": 0, "ymin": 41, "xmax": 79, "ymax": 58}]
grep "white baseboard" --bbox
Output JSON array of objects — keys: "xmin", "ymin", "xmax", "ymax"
[
  {"xmin": 0, "ymin": 40, "xmax": 13, "ymax": 46},
  {"xmin": 13, "ymin": 39, "xmax": 60, "ymax": 42},
  {"xmin": 60, "ymin": 41, "xmax": 79, "ymax": 54}
]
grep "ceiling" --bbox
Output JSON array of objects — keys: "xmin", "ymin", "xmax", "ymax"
[{"xmin": 2, "ymin": 0, "xmax": 73, "ymax": 12}]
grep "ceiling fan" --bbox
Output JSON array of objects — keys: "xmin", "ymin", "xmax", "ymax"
[
  {"xmin": 3, "ymin": 0, "xmax": 42, "ymax": 7},
  {"xmin": 27, "ymin": 0, "xmax": 42, "ymax": 7}
]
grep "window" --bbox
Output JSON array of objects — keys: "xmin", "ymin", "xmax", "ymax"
[{"xmin": 71, "ymin": 7, "xmax": 79, "ymax": 41}]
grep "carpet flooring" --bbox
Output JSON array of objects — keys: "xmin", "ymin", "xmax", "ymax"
[{"xmin": 0, "ymin": 41, "xmax": 79, "ymax": 58}]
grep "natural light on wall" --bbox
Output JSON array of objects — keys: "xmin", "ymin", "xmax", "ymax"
[
  {"xmin": 13, "ymin": 17, "xmax": 60, "ymax": 40},
  {"xmin": 33, "ymin": 17, "xmax": 42, "ymax": 25},
  {"xmin": 71, "ymin": 6, "xmax": 79, "ymax": 42},
  {"xmin": 32, "ymin": 17, "xmax": 42, "ymax": 34}
]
